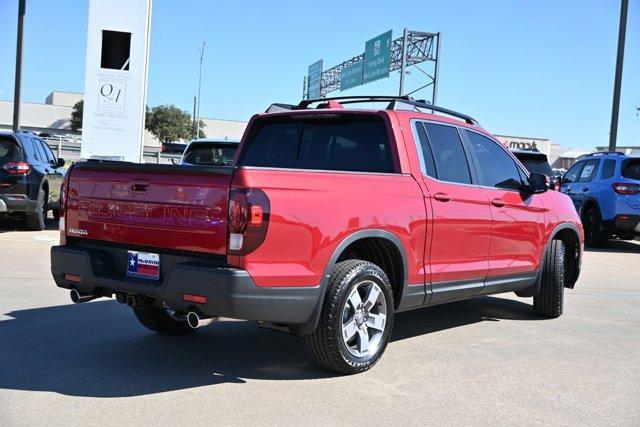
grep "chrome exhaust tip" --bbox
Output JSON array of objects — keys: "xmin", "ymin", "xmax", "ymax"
[
  {"xmin": 70, "ymin": 289, "xmax": 98, "ymax": 304},
  {"xmin": 186, "ymin": 311, "xmax": 217, "ymax": 329}
]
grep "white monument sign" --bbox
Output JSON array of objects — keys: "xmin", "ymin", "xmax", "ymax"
[{"xmin": 81, "ymin": 0, "xmax": 153, "ymax": 162}]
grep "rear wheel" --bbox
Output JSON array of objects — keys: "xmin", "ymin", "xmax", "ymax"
[
  {"xmin": 583, "ymin": 207, "xmax": 609, "ymax": 248},
  {"xmin": 533, "ymin": 240, "xmax": 565, "ymax": 318},
  {"xmin": 133, "ymin": 305, "xmax": 194, "ymax": 335},
  {"xmin": 25, "ymin": 189, "xmax": 47, "ymax": 231},
  {"xmin": 305, "ymin": 260, "xmax": 394, "ymax": 375}
]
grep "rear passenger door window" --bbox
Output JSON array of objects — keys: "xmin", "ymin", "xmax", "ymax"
[
  {"xmin": 421, "ymin": 122, "xmax": 472, "ymax": 184},
  {"xmin": 464, "ymin": 130, "xmax": 524, "ymax": 191}
]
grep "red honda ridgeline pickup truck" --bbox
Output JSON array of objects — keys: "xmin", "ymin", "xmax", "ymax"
[{"xmin": 51, "ymin": 96, "xmax": 583, "ymax": 374}]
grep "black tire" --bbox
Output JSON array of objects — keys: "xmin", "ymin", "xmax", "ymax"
[
  {"xmin": 305, "ymin": 260, "xmax": 395, "ymax": 375},
  {"xmin": 533, "ymin": 240, "xmax": 565, "ymax": 318},
  {"xmin": 133, "ymin": 305, "xmax": 194, "ymax": 335},
  {"xmin": 583, "ymin": 207, "xmax": 609, "ymax": 248},
  {"xmin": 25, "ymin": 189, "xmax": 47, "ymax": 231}
]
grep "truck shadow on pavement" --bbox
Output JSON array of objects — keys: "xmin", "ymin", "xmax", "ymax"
[{"xmin": 0, "ymin": 296, "xmax": 538, "ymax": 397}]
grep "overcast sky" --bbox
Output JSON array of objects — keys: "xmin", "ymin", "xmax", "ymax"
[{"xmin": 0, "ymin": 0, "xmax": 638, "ymax": 150}]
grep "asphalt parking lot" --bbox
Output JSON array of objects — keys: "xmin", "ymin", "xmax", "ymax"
[{"xmin": 0, "ymin": 218, "xmax": 638, "ymax": 426}]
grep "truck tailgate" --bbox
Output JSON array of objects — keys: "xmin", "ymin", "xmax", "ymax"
[{"xmin": 65, "ymin": 162, "xmax": 233, "ymax": 254}]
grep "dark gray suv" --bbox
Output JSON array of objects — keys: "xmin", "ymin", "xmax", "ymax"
[{"xmin": 0, "ymin": 131, "xmax": 65, "ymax": 230}]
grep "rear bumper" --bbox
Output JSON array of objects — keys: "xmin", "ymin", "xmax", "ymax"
[
  {"xmin": 610, "ymin": 214, "xmax": 640, "ymax": 235},
  {"xmin": 0, "ymin": 194, "xmax": 37, "ymax": 213},
  {"xmin": 50, "ymin": 245, "xmax": 320, "ymax": 325}
]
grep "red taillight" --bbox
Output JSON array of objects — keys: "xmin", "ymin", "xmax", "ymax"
[
  {"xmin": 3, "ymin": 161, "xmax": 31, "ymax": 175},
  {"xmin": 59, "ymin": 177, "xmax": 68, "ymax": 218},
  {"xmin": 612, "ymin": 183, "xmax": 640, "ymax": 195},
  {"xmin": 228, "ymin": 188, "xmax": 270, "ymax": 255},
  {"xmin": 59, "ymin": 176, "xmax": 70, "ymax": 245}
]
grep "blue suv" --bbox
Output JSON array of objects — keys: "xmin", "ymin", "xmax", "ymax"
[{"xmin": 560, "ymin": 152, "xmax": 640, "ymax": 247}]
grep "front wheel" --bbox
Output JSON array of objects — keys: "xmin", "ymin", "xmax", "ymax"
[
  {"xmin": 305, "ymin": 260, "xmax": 395, "ymax": 374},
  {"xmin": 133, "ymin": 305, "xmax": 195, "ymax": 335}
]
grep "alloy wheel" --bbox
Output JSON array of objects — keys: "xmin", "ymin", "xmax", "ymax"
[{"xmin": 341, "ymin": 280, "xmax": 387, "ymax": 358}]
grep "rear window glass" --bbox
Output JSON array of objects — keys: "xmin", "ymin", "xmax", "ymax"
[
  {"xmin": 514, "ymin": 154, "xmax": 553, "ymax": 176},
  {"xmin": 239, "ymin": 115, "xmax": 395, "ymax": 173},
  {"xmin": 0, "ymin": 138, "xmax": 21, "ymax": 164},
  {"xmin": 183, "ymin": 144, "xmax": 237, "ymax": 166},
  {"xmin": 622, "ymin": 159, "xmax": 640, "ymax": 180}
]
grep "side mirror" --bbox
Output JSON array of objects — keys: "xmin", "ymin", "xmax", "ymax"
[
  {"xmin": 528, "ymin": 173, "xmax": 549, "ymax": 194},
  {"xmin": 170, "ymin": 158, "xmax": 180, "ymax": 165},
  {"xmin": 56, "ymin": 158, "xmax": 65, "ymax": 168}
]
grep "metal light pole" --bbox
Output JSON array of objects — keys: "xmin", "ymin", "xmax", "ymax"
[
  {"xmin": 13, "ymin": 0, "xmax": 26, "ymax": 132},
  {"xmin": 608, "ymin": 0, "xmax": 629, "ymax": 152},
  {"xmin": 196, "ymin": 41, "xmax": 205, "ymax": 138},
  {"xmin": 192, "ymin": 96, "xmax": 197, "ymax": 138}
]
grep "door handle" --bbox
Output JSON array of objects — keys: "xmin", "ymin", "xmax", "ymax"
[
  {"xmin": 491, "ymin": 198, "xmax": 506, "ymax": 207},
  {"xmin": 433, "ymin": 192, "xmax": 452, "ymax": 202},
  {"xmin": 582, "ymin": 187, "xmax": 589, "ymax": 192}
]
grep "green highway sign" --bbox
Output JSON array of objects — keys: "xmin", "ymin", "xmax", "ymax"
[
  {"xmin": 363, "ymin": 30, "xmax": 392, "ymax": 84},
  {"xmin": 340, "ymin": 61, "xmax": 363, "ymax": 91},
  {"xmin": 307, "ymin": 59, "xmax": 323, "ymax": 99}
]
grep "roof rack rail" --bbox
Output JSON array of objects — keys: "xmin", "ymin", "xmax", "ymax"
[
  {"xmin": 265, "ymin": 96, "xmax": 479, "ymax": 126},
  {"xmin": 584, "ymin": 151, "xmax": 626, "ymax": 157},
  {"xmin": 387, "ymin": 99, "xmax": 479, "ymax": 125}
]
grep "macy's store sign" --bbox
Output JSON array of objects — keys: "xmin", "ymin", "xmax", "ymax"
[{"xmin": 495, "ymin": 135, "xmax": 552, "ymax": 156}]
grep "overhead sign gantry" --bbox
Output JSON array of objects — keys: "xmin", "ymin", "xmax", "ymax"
[{"xmin": 305, "ymin": 29, "xmax": 441, "ymax": 105}]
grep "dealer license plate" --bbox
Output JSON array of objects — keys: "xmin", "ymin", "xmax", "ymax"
[{"xmin": 127, "ymin": 251, "xmax": 160, "ymax": 280}]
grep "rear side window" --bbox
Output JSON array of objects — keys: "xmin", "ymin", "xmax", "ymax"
[
  {"xmin": 0, "ymin": 138, "xmax": 22, "ymax": 163},
  {"xmin": 422, "ymin": 123, "xmax": 471, "ymax": 184},
  {"xmin": 578, "ymin": 159, "xmax": 599, "ymax": 182},
  {"xmin": 20, "ymin": 137, "xmax": 37, "ymax": 161},
  {"xmin": 465, "ymin": 130, "xmax": 523, "ymax": 190},
  {"xmin": 622, "ymin": 159, "xmax": 640, "ymax": 180},
  {"xmin": 601, "ymin": 159, "xmax": 616, "ymax": 179},
  {"xmin": 240, "ymin": 116, "xmax": 395, "ymax": 173},
  {"xmin": 413, "ymin": 122, "xmax": 437, "ymax": 177}
]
